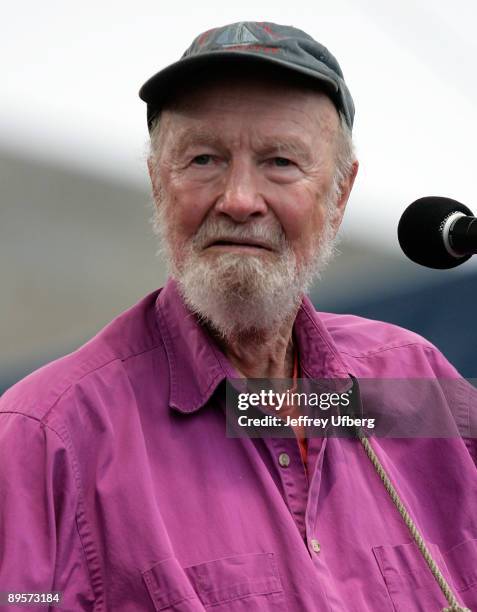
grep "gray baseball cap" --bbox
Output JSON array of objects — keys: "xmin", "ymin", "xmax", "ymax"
[{"xmin": 139, "ymin": 21, "xmax": 355, "ymax": 131}]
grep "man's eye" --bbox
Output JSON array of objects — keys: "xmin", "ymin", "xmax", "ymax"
[
  {"xmin": 273, "ymin": 157, "xmax": 293, "ymax": 167},
  {"xmin": 192, "ymin": 154, "xmax": 212, "ymax": 165}
]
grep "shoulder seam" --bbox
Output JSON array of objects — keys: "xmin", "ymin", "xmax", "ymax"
[
  {"xmin": 0, "ymin": 409, "xmax": 69, "ymax": 442},
  {"xmin": 339, "ymin": 342, "xmax": 436, "ymax": 359},
  {"xmin": 41, "ymin": 342, "xmax": 164, "ymax": 424},
  {"xmin": 41, "ymin": 356, "xmax": 120, "ymax": 424}
]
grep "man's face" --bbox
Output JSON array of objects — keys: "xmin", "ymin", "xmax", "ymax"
[{"xmin": 149, "ymin": 75, "xmax": 356, "ymax": 337}]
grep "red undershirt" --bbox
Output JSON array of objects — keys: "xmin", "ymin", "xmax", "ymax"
[{"xmin": 290, "ymin": 346, "xmax": 308, "ymax": 468}]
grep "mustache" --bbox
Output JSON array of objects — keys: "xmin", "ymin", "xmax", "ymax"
[{"xmin": 191, "ymin": 218, "xmax": 286, "ymax": 251}]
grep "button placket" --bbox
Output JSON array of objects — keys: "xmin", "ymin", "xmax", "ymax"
[{"xmin": 265, "ymin": 438, "xmax": 308, "ymax": 539}]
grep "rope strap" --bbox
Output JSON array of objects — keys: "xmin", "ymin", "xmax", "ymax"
[{"xmin": 359, "ymin": 434, "xmax": 471, "ymax": 612}]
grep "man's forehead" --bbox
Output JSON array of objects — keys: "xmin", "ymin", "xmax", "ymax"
[
  {"xmin": 159, "ymin": 114, "xmax": 337, "ymax": 166},
  {"xmin": 164, "ymin": 124, "xmax": 323, "ymax": 160}
]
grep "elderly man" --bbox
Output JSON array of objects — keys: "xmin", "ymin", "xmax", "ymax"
[{"xmin": 0, "ymin": 21, "xmax": 476, "ymax": 612}]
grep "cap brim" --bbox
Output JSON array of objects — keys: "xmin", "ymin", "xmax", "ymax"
[{"xmin": 139, "ymin": 51, "xmax": 342, "ymax": 130}]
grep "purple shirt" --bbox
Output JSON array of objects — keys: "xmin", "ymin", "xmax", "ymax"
[{"xmin": 1, "ymin": 279, "xmax": 476, "ymax": 611}]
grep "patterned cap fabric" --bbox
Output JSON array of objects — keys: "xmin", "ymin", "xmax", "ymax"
[{"xmin": 139, "ymin": 21, "xmax": 355, "ymax": 130}]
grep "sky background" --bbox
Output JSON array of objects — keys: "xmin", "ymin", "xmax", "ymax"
[{"xmin": 2, "ymin": 0, "xmax": 477, "ymax": 251}]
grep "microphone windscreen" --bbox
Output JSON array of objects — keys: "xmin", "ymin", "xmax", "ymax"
[{"xmin": 398, "ymin": 196, "xmax": 473, "ymax": 269}]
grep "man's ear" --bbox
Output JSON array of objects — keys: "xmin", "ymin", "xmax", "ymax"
[{"xmin": 332, "ymin": 160, "xmax": 359, "ymax": 231}]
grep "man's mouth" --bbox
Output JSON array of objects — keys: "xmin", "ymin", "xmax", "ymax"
[{"xmin": 205, "ymin": 238, "xmax": 273, "ymax": 251}]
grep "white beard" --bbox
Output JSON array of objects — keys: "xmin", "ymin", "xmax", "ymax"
[{"xmin": 153, "ymin": 191, "xmax": 339, "ymax": 340}]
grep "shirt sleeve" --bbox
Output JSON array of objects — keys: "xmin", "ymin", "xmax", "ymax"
[
  {"xmin": 425, "ymin": 345, "xmax": 477, "ymax": 468},
  {"xmin": 0, "ymin": 411, "xmax": 95, "ymax": 611},
  {"xmin": 461, "ymin": 380, "xmax": 477, "ymax": 468}
]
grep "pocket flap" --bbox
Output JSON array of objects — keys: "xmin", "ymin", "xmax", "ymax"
[
  {"xmin": 142, "ymin": 552, "xmax": 284, "ymax": 610},
  {"xmin": 443, "ymin": 539, "xmax": 477, "ymax": 592},
  {"xmin": 372, "ymin": 541, "xmax": 450, "ymax": 610},
  {"xmin": 142, "ymin": 557, "xmax": 205, "ymax": 611},
  {"xmin": 185, "ymin": 552, "xmax": 282, "ymax": 607}
]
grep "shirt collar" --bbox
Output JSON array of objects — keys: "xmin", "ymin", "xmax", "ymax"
[
  {"xmin": 293, "ymin": 295, "xmax": 351, "ymax": 380},
  {"xmin": 155, "ymin": 278, "xmax": 350, "ymax": 414}
]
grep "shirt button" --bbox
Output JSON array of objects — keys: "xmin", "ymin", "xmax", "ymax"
[
  {"xmin": 278, "ymin": 452, "xmax": 290, "ymax": 467},
  {"xmin": 311, "ymin": 539, "xmax": 321, "ymax": 553}
]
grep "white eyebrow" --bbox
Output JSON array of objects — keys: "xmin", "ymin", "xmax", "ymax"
[
  {"xmin": 170, "ymin": 127, "xmax": 314, "ymax": 165},
  {"xmin": 254, "ymin": 136, "xmax": 313, "ymax": 164},
  {"xmin": 171, "ymin": 128, "xmax": 224, "ymax": 157}
]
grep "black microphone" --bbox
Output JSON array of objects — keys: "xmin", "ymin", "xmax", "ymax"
[{"xmin": 398, "ymin": 196, "xmax": 477, "ymax": 269}]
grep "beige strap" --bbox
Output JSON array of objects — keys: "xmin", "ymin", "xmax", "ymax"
[{"xmin": 359, "ymin": 435, "xmax": 471, "ymax": 612}]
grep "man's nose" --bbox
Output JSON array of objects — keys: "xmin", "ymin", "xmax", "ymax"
[{"xmin": 214, "ymin": 160, "xmax": 267, "ymax": 222}]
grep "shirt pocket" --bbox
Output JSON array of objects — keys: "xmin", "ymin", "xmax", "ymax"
[
  {"xmin": 142, "ymin": 552, "xmax": 286, "ymax": 611},
  {"xmin": 442, "ymin": 538, "xmax": 477, "ymax": 607},
  {"xmin": 372, "ymin": 540, "xmax": 476, "ymax": 612}
]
